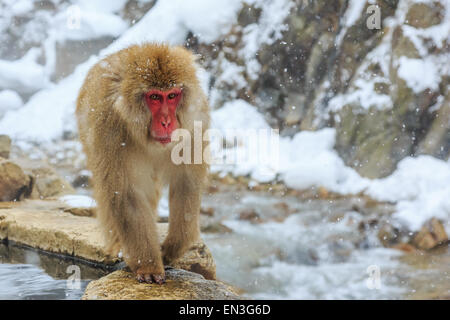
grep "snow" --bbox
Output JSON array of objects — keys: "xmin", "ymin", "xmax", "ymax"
[
  {"xmin": 239, "ymin": 0, "xmax": 293, "ymax": 78},
  {"xmin": 328, "ymin": 77, "xmax": 393, "ymax": 111},
  {"xmin": 329, "ymin": 23, "xmax": 394, "ymax": 112},
  {"xmin": 75, "ymin": 0, "xmax": 128, "ymax": 14},
  {"xmin": 343, "ymin": 0, "xmax": 366, "ymax": 27},
  {"xmin": 52, "ymin": 9, "xmax": 128, "ymax": 42},
  {"xmin": 397, "ymin": 57, "xmax": 440, "ymax": 93},
  {"xmin": 395, "ymin": 0, "xmax": 449, "ymax": 93},
  {"xmin": 335, "ymin": 0, "xmax": 366, "ymax": 46},
  {"xmin": 106, "ymin": 0, "xmax": 243, "ymax": 53},
  {"xmin": 279, "ymin": 129, "xmax": 371, "ymax": 194},
  {"xmin": 212, "ymin": 99, "xmax": 270, "ymax": 132},
  {"xmin": 60, "ymin": 190, "xmax": 171, "ymax": 218},
  {"xmin": 242, "ymin": 0, "xmax": 293, "ymax": 53},
  {"xmin": 59, "ymin": 194, "xmax": 96, "ymax": 208},
  {"xmin": 158, "ymin": 194, "xmax": 169, "ymax": 217},
  {"xmin": 178, "ymin": 0, "xmax": 243, "ymax": 43},
  {"xmin": 215, "ymin": 58, "xmax": 247, "ymax": 90},
  {"xmin": 210, "ymin": 100, "xmax": 279, "ymax": 182},
  {"xmin": 367, "ymin": 156, "xmax": 450, "ymax": 231},
  {"xmin": 0, "ymin": 56, "xmax": 97, "ymax": 141},
  {"xmin": 0, "ymin": 90, "xmax": 23, "ymax": 117},
  {"xmin": 0, "ymin": 48, "xmax": 49, "ymax": 94},
  {"xmin": 9, "ymin": 0, "xmax": 33, "ymax": 15}
]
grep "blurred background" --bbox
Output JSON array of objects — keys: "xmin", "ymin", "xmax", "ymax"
[{"xmin": 0, "ymin": 0, "xmax": 448, "ymax": 299}]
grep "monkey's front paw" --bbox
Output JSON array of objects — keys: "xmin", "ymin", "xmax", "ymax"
[{"xmin": 136, "ymin": 267, "xmax": 166, "ymax": 284}]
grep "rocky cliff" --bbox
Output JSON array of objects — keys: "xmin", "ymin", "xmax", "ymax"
[{"xmin": 189, "ymin": 0, "xmax": 449, "ymax": 178}]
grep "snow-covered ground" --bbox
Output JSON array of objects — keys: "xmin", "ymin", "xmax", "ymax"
[{"xmin": 0, "ymin": 0, "xmax": 449, "ymax": 235}]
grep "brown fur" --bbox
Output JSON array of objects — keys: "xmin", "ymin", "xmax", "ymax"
[{"xmin": 76, "ymin": 43, "xmax": 210, "ymax": 283}]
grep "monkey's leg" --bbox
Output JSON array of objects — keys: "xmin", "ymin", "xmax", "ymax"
[
  {"xmin": 162, "ymin": 171, "xmax": 202, "ymax": 264},
  {"xmin": 101, "ymin": 188, "xmax": 165, "ymax": 284}
]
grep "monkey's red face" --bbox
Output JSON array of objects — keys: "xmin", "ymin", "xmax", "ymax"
[{"xmin": 145, "ymin": 88, "xmax": 182, "ymax": 144}]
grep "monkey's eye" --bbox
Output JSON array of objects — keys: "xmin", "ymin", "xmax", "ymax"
[
  {"xmin": 149, "ymin": 94, "xmax": 160, "ymax": 100},
  {"xmin": 168, "ymin": 93, "xmax": 177, "ymax": 99}
]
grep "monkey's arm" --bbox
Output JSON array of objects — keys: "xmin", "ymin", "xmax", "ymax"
[
  {"xmin": 95, "ymin": 168, "xmax": 165, "ymax": 283},
  {"xmin": 162, "ymin": 165, "xmax": 206, "ymax": 264}
]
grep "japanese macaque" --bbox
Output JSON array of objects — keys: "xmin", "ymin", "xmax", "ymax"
[{"xmin": 76, "ymin": 43, "xmax": 210, "ymax": 284}]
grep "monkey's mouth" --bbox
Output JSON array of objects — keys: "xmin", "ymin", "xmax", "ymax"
[
  {"xmin": 150, "ymin": 128, "xmax": 173, "ymax": 145},
  {"xmin": 154, "ymin": 137, "xmax": 171, "ymax": 144},
  {"xmin": 150, "ymin": 132, "xmax": 172, "ymax": 144}
]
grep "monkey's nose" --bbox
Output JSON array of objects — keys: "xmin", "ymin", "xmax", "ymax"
[{"xmin": 161, "ymin": 117, "xmax": 171, "ymax": 128}]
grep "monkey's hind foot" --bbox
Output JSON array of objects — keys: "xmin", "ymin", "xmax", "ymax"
[
  {"xmin": 136, "ymin": 267, "xmax": 166, "ymax": 284},
  {"xmin": 136, "ymin": 272, "xmax": 165, "ymax": 284}
]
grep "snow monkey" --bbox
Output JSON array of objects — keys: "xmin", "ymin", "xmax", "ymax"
[{"xmin": 76, "ymin": 43, "xmax": 210, "ymax": 284}]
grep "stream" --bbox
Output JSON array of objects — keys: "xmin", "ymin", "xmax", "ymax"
[
  {"xmin": 0, "ymin": 184, "xmax": 448, "ymax": 299},
  {"xmin": 0, "ymin": 243, "xmax": 108, "ymax": 300},
  {"xmin": 201, "ymin": 186, "xmax": 449, "ymax": 299}
]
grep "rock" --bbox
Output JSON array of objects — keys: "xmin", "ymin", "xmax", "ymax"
[
  {"xmin": 317, "ymin": 186, "xmax": 329, "ymax": 199},
  {"xmin": 167, "ymin": 242, "xmax": 216, "ymax": 281},
  {"xmin": 71, "ymin": 170, "xmax": 92, "ymax": 189},
  {"xmin": 11, "ymin": 159, "xmax": 76, "ymax": 199},
  {"xmin": 207, "ymin": 184, "xmax": 220, "ymax": 194},
  {"xmin": 0, "ymin": 200, "xmax": 216, "ymax": 279},
  {"xmin": 0, "ymin": 158, "xmax": 31, "ymax": 201},
  {"xmin": 399, "ymin": 245, "xmax": 450, "ymax": 299},
  {"xmin": 63, "ymin": 207, "xmax": 95, "ymax": 217},
  {"xmin": 0, "ymin": 135, "xmax": 11, "ymax": 159},
  {"xmin": 220, "ymin": 175, "xmax": 237, "ymax": 185},
  {"xmin": 392, "ymin": 243, "xmax": 417, "ymax": 253},
  {"xmin": 273, "ymin": 202, "xmax": 295, "ymax": 214},
  {"xmin": 412, "ymin": 218, "xmax": 448, "ymax": 250},
  {"xmin": 121, "ymin": 0, "xmax": 157, "ymax": 24},
  {"xmin": 416, "ymin": 93, "xmax": 450, "ymax": 159},
  {"xmin": 200, "ymin": 207, "xmax": 215, "ymax": 217},
  {"xmin": 82, "ymin": 269, "xmax": 240, "ymax": 300},
  {"xmin": 32, "ymin": 167, "xmax": 75, "ymax": 198},
  {"xmin": 237, "ymin": 2, "xmax": 262, "ymax": 27},
  {"xmin": 283, "ymin": 94, "xmax": 304, "ymax": 126},
  {"xmin": 377, "ymin": 223, "xmax": 400, "ymax": 247},
  {"xmin": 201, "ymin": 222, "xmax": 233, "ymax": 234},
  {"xmin": 405, "ymin": 2, "xmax": 444, "ymax": 28},
  {"xmin": 238, "ymin": 209, "xmax": 262, "ymax": 223}
]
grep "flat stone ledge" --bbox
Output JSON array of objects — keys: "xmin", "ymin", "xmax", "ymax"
[
  {"xmin": 82, "ymin": 269, "xmax": 241, "ymax": 300},
  {"xmin": 0, "ymin": 199, "xmax": 216, "ymax": 279}
]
